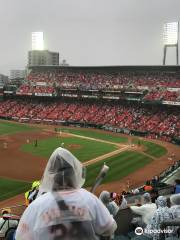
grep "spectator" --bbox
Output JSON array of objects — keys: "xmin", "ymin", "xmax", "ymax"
[
  {"xmin": 132, "ymin": 188, "xmax": 140, "ymax": 194},
  {"xmin": 99, "ymin": 191, "xmax": 119, "ymax": 217},
  {"xmin": 170, "ymin": 194, "xmax": 180, "ymax": 219},
  {"xmin": 170, "ymin": 194, "xmax": 180, "ymax": 238},
  {"xmin": 145, "ymin": 196, "xmax": 174, "ymax": 240},
  {"xmin": 111, "ymin": 193, "xmax": 127, "ymax": 209},
  {"xmin": 130, "ymin": 193, "xmax": 157, "ymax": 227},
  {"xmin": 151, "ymin": 176, "xmax": 159, "ymax": 188},
  {"xmin": 143, "ymin": 181, "xmax": 153, "ymax": 192},
  {"xmin": 25, "ymin": 180, "xmax": 40, "ymax": 206},
  {"xmin": 16, "ymin": 147, "xmax": 117, "ymax": 240},
  {"xmin": 119, "ymin": 195, "xmax": 128, "ymax": 209},
  {"xmin": 150, "ymin": 189, "xmax": 159, "ymax": 204},
  {"xmin": 28, "ymin": 185, "xmax": 40, "ymax": 204},
  {"xmin": 174, "ymin": 179, "xmax": 180, "ymax": 194}
]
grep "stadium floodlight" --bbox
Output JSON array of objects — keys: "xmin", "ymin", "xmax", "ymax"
[
  {"xmin": 32, "ymin": 32, "xmax": 44, "ymax": 50},
  {"xmin": 163, "ymin": 22, "xmax": 179, "ymax": 45},
  {"xmin": 163, "ymin": 22, "xmax": 179, "ymax": 65}
]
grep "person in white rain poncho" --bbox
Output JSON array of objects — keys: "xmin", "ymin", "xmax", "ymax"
[
  {"xmin": 130, "ymin": 192, "xmax": 157, "ymax": 226},
  {"xmin": 144, "ymin": 196, "xmax": 174, "ymax": 240},
  {"xmin": 99, "ymin": 191, "xmax": 119, "ymax": 217},
  {"xmin": 170, "ymin": 194, "xmax": 180, "ymax": 219},
  {"xmin": 15, "ymin": 147, "xmax": 117, "ymax": 240}
]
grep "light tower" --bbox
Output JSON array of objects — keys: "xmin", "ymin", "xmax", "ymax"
[
  {"xmin": 163, "ymin": 22, "xmax": 179, "ymax": 65},
  {"xmin": 28, "ymin": 32, "xmax": 59, "ymax": 67},
  {"xmin": 31, "ymin": 32, "xmax": 44, "ymax": 50}
]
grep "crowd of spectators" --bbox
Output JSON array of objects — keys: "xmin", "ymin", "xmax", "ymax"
[
  {"xmin": 11, "ymin": 69, "xmax": 179, "ymax": 103},
  {"xmin": 97, "ymin": 166, "xmax": 180, "ymax": 239},
  {"xmin": 144, "ymin": 90, "xmax": 180, "ymax": 102},
  {"xmin": 27, "ymin": 69, "xmax": 180, "ymax": 90},
  {"xmin": 0, "ymin": 99, "xmax": 179, "ymax": 141},
  {"xmin": 17, "ymin": 84, "xmax": 56, "ymax": 95}
]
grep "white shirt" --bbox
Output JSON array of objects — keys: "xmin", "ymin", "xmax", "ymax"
[
  {"xmin": 15, "ymin": 188, "xmax": 116, "ymax": 240},
  {"xmin": 131, "ymin": 203, "xmax": 157, "ymax": 225}
]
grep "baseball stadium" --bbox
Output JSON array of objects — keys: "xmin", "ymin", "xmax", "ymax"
[{"xmin": 0, "ymin": 64, "xmax": 180, "ymax": 239}]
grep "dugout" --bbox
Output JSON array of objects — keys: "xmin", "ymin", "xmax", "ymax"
[{"xmin": 130, "ymin": 130, "xmax": 147, "ymax": 137}]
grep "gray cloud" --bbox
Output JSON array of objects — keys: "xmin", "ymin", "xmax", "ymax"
[{"xmin": 0, "ymin": 0, "xmax": 179, "ymax": 75}]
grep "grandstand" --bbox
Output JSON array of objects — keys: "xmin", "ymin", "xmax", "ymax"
[{"xmin": 1, "ymin": 65, "xmax": 180, "ymax": 144}]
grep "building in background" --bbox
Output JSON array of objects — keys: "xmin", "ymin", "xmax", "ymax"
[
  {"xmin": 10, "ymin": 70, "xmax": 26, "ymax": 80},
  {"xmin": 0, "ymin": 74, "xmax": 9, "ymax": 86},
  {"xmin": 0, "ymin": 74, "xmax": 8, "ymax": 97},
  {"xmin": 10, "ymin": 70, "xmax": 26, "ymax": 86},
  {"xmin": 28, "ymin": 50, "xmax": 59, "ymax": 66}
]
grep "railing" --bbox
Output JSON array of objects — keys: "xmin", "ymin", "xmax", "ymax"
[{"xmin": 124, "ymin": 184, "xmax": 175, "ymax": 205}]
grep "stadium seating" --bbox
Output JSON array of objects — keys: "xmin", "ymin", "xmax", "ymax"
[
  {"xmin": 17, "ymin": 84, "xmax": 56, "ymax": 95},
  {"xmin": 144, "ymin": 90, "xmax": 180, "ymax": 102},
  {"xmin": 0, "ymin": 99, "xmax": 179, "ymax": 142},
  {"xmin": 13, "ymin": 69, "xmax": 179, "ymax": 105},
  {"xmin": 27, "ymin": 69, "xmax": 180, "ymax": 90},
  {"xmin": 1, "ymin": 67, "xmax": 180, "ymax": 143}
]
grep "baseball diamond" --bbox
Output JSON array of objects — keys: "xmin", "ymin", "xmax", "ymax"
[{"xmin": 0, "ymin": 120, "xmax": 179, "ymax": 207}]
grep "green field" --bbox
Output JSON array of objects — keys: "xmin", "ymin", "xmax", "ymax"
[
  {"xmin": 0, "ymin": 121, "xmax": 168, "ymax": 202},
  {"xmin": 0, "ymin": 178, "xmax": 31, "ymax": 201},
  {"xmin": 133, "ymin": 138, "xmax": 167, "ymax": 158},
  {"xmin": 21, "ymin": 136, "xmax": 118, "ymax": 162},
  {"xmin": 0, "ymin": 121, "xmax": 35, "ymax": 135},
  {"xmin": 85, "ymin": 151, "xmax": 153, "ymax": 187},
  {"xmin": 60, "ymin": 128, "xmax": 128, "ymax": 143}
]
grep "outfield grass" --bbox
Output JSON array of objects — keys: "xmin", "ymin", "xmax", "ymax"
[
  {"xmin": 85, "ymin": 151, "xmax": 153, "ymax": 187},
  {"xmin": 21, "ymin": 136, "xmax": 117, "ymax": 162},
  {"xmin": 0, "ymin": 121, "xmax": 35, "ymax": 135},
  {"xmin": 133, "ymin": 138, "xmax": 167, "ymax": 158},
  {"xmin": 59, "ymin": 128, "xmax": 128, "ymax": 143},
  {"xmin": 0, "ymin": 178, "xmax": 31, "ymax": 201}
]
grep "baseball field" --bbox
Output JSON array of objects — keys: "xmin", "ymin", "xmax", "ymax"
[{"xmin": 0, "ymin": 120, "xmax": 179, "ymax": 203}]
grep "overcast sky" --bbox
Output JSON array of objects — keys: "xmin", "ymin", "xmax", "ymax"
[{"xmin": 0, "ymin": 0, "xmax": 180, "ymax": 75}]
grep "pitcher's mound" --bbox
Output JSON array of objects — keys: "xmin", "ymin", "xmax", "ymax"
[{"xmin": 68, "ymin": 144, "xmax": 81, "ymax": 150}]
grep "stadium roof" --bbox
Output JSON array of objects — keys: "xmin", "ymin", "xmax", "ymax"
[{"xmin": 29, "ymin": 65, "xmax": 180, "ymax": 72}]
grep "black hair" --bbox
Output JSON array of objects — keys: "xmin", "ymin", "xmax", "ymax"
[{"xmin": 175, "ymin": 179, "xmax": 180, "ymax": 185}]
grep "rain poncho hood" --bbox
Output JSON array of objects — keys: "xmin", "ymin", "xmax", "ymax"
[
  {"xmin": 170, "ymin": 194, "xmax": 180, "ymax": 206},
  {"xmin": 99, "ymin": 191, "xmax": 111, "ymax": 205},
  {"xmin": 39, "ymin": 147, "xmax": 85, "ymax": 193},
  {"xmin": 143, "ymin": 192, "xmax": 152, "ymax": 203},
  {"xmin": 156, "ymin": 196, "xmax": 167, "ymax": 208},
  {"xmin": 99, "ymin": 191, "xmax": 119, "ymax": 216}
]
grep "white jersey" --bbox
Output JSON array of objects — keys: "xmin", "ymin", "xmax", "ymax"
[{"xmin": 16, "ymin": 188, "xmax": 116, "ymax": 240}]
